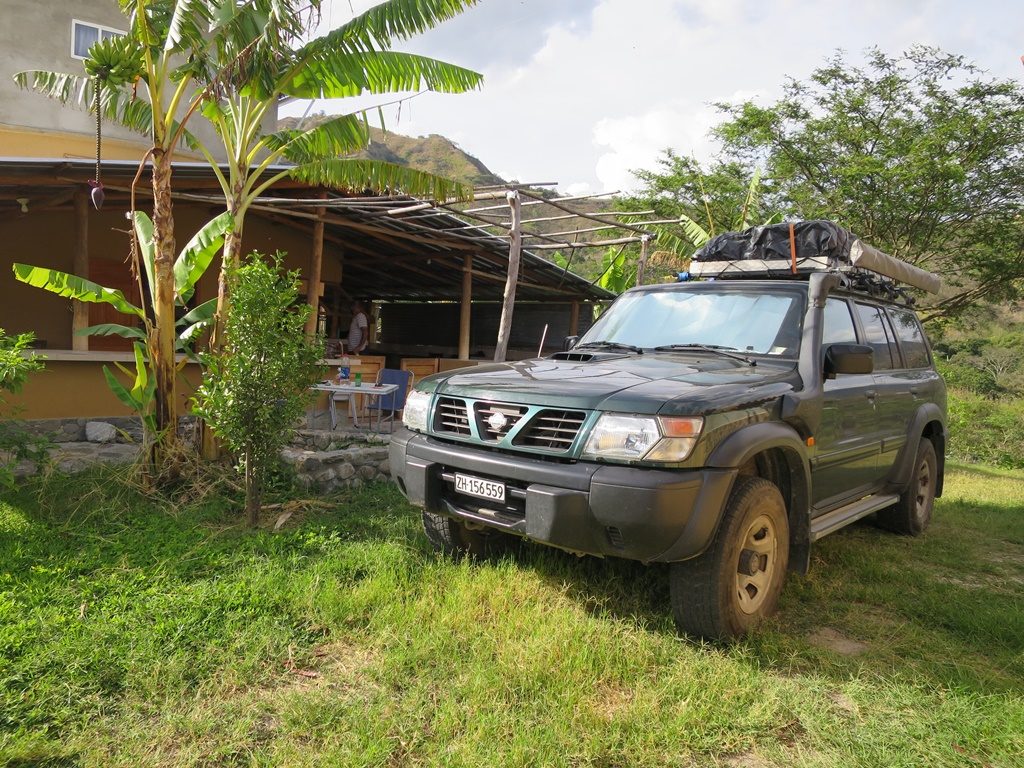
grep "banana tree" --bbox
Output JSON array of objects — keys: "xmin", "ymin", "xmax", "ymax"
[
  {"xmin": 12, "ymin": 211, "xmax": 231, "ymax": 440},
  {"xmin": 186, "ymin": 0, "xmax": 484, "ymax": 347},
  {"xmin": 16, "ymin": 0, "xmax": 483, "ymax": 468}
]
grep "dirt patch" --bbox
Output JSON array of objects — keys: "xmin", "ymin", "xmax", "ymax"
[
  {"xmin": 807, "ymin": 627, "xmax": 869, "ymax": 656},
  {"xmin": 829, "ymin": 691, "xmax": 859, "ymax": 717},
  {"xmin": 723, "ymin": 752, "xmax": 775, "ymax": 768},
  {"xmin": 591, "ymin": 681, "xmax": 634, "ymax": 721}
]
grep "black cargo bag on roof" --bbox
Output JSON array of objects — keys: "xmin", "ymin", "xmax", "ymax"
[{"xmin": 693, "ymin": 220, "xmax": 854, "ymax": 265}]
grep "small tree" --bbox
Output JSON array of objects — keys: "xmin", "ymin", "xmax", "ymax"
[
  {"xmin": 0, "ymin": 330, "xmax": 46, "ymax": 487},
  {"xmin": 193, "ymin": 253, "xmax": 323, "ymax": 525}
]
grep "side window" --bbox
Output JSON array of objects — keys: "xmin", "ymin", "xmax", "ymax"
[
  {"xmin": 854, "ymin": 303, "xmax": 897, "ymax": 371},
  {"xmin": 889, "ymin": 308, "xmax": 931, "ymax": 368},
  {"xmin": 822, "ymin": 298, "xmax": 857, "ymax": 345}
]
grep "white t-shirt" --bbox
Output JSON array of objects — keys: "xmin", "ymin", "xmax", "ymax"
[{"xmin": 347, "ymin": 311, "xmax": 368, "ymax": 353}]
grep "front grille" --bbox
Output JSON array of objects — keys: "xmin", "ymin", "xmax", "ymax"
[
  {"xmin": 474, "ymin": 402, "xmax": 528, "ymax": 442},
  {"xmin": 515, "ymin": 409, "xmax": 587, "ymax": 451},
  {"xmin": 434, "ymin": 397, "xmax": 471, "ymax": 436}
]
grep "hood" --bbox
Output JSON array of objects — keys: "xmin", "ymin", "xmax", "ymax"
[{"xmin": 431, "ymin": 353, "xmax": 799, "ymax": 415}]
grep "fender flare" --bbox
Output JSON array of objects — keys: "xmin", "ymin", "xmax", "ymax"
[
  {"xmin": 696, "ymin": 422, "xmax": 814, "ymax": 572},
  {"xmin": 887, "ymin": 403, "xmax": 947, "ymax": 496}
]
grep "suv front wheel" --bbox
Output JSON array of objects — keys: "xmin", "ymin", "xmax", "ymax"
[{"xmin": 669, "ymin": 476, "xmax": 790, "ymax": 640}]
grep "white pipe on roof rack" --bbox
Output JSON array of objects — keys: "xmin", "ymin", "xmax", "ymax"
[{"xmin": 850, "ymin": 240, "xmax": 942, "ymax": 294}]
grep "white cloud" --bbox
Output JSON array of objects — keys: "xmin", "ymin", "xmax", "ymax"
[{"xmin": 284, "ymin": 0, "xmax": 1024, "ymax": 196}]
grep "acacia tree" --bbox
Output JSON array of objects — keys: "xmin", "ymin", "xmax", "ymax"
[{"xmin": 714, "ymin": 46, "xmax": 1024, "ymax": 317}]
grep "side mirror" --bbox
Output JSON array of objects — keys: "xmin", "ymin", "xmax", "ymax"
[
  {"xmin": 824, "ymin": 343, "xmax": 873, "ymax": 379},
  {"xmin": 563, "ymin": 335, "xmax": 579, "ymax": 351}
]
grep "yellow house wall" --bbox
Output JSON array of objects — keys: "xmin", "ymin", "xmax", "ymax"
[{"xmin": 7, "ymin": 355, "xmax": 203, "ymax": 420}]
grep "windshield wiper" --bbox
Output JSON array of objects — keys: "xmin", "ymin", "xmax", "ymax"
[
  {"xmin": 575, "ymin": 340, "xmax": 644, "ymax": 354},
  {"xmin": 652, "ymin": 343, "xmax": 755, "ymax": 366}
]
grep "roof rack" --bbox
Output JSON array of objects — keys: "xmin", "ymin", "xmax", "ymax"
[{"xmin": 688, "ymin": 220, "xmax": 941, "ymax": 296}]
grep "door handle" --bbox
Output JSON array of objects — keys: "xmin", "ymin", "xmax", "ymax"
[{"xmin": 864, "ymin": 390, "xmax": 877, "ymax": 399}]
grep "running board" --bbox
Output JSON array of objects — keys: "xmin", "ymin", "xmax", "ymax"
[{"xmin": 810, "ymin": 493, "xmax": 899, "ymax": 541}]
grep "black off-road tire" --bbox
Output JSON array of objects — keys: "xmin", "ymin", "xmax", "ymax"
[
  {"xmin": 877, "ymin": 438, "xmax": 937, "ymax": 536},
  {"xmin": 669, "ymin": 476, "xmax": 790, "ymax": 640},
  {"xmin": 421, "ymin": 510, "xmax": 514, "ymax": 559}
]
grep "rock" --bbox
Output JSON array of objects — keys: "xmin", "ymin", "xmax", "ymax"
[
  {"xmin": 314, "ymin": 468, "xmax": 336, "ymax": 484},
  {"xmin": 97, "ymin": 444, "xmax": 139, "ymax": 464},
  {"xmin": 335, "ymin": 463, "xmax": 355, "ymax": 480},
  {"xmin": 314, "ymin": 434, "xmax": 332, "ymax": 451},
  {"xmin": 358, "ymin": 464, "xmax": 377, "ymax": 480},
  {"xmin": 57, "ymin": 458, "xmax": 89, "ymax": 473},
  {"xmin": 85, "ymin": 422, "xmax": 117, "ymax": 444},
  {"xmin": 298, "ymin": 454, "xmax": 322, "ymax": 473},
  {"xmin": 379, "ymin": 460, "xmax": 390, "ymax": 475}
]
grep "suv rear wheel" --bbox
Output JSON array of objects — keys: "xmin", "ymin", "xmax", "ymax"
[
  {"xmin": 877, "ymin": 438, "xmax": 937, "ymax": 536},
  {"xmin": 422, "ymin": 510, "xmax": 514, "ymax": 559},
  {"xmin": 669, "ymin": 476, "xmax": 789, "ymax": 640}
]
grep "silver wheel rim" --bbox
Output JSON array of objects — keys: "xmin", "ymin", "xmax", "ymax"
[{"xmin": 735, "ymin": 513, "xmax": 778, "ymax": 615}]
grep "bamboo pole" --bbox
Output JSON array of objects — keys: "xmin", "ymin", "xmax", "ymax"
[
  {"xmin": 71, "ymin": 187, "xmax": 89, "ymax": 351},
  {"xmin": 494, "ymin": 191, "xmax": 522, "ymax": 362},
  {"xmin": 304, "ymin": 194, "xmax": 327, "ymax": 335},
  {"xmin": 635, "ymin": 234, "xmax": 651, "ymax": 287},
  {"xmin": 459, "ymin": 254, "xmax": 473, "ymax": 359}
]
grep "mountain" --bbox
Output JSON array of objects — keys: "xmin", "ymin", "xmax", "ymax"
[{"xmin": 277, "ymin": 115, "xmax": 505, "ymax": 188}]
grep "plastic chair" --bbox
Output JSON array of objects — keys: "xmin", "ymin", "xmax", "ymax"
[{"xmin": 366, "ymin": 368, "xmax": 413, "ymax": 432}]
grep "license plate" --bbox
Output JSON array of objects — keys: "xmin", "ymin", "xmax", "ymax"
[{"xmin": 454, "ymin": 473, "xmax": 506, "ymax": 503}]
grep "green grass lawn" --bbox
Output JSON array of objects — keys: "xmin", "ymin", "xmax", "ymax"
[{"xmin": 1, "ymin": 464, "xmax": 1022, "ymax": 767}]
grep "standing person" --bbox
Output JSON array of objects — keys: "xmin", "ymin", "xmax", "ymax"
[{"xmin": 347, "ymin": 300, "xmax": 369, "ymax": 355}]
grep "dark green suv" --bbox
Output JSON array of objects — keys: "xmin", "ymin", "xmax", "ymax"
[{"xmin": 390, "ymin": 263, "xmax": 947, "ymax": 639}]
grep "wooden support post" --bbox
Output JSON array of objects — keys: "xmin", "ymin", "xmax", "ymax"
[
  {"xmin": 459, "ymin": 254, "xmax": 473, "ymax": 359},
  {"xmin": 72, "ymin": 187, "xmax": 90, "ymax": 351},
  {"xmin": 304, "ymin": 194, "xmax": 327, "ymax": 335},
  {"xmin": 569, "ymin": 300, "xmax": 580, "ymax": 337},
  {"xmin": 494, "ymin": 191, "xmax": 522, "ymax": 362},
  {"xmin": 635, "ymin": 234, "xmax": 651, "ymax": 287}
]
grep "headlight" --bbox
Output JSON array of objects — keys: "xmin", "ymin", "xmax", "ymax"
[
  {"xmin": 582, "ymin": 414, "xmax": 703, "ymax": 463},
  {"xmin": 402, "ymin": 390, "xmax": 431, "ymax": 432}
]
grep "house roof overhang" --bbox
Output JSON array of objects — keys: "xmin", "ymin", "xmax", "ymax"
[{"xmin": 0, "ymin": 156, "xmax": 615, "ymax": 303}]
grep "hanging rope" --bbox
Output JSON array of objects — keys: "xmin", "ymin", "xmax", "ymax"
[{"xmin": 89, "ymin": 76, "xmax": 105, "ymax": 210}]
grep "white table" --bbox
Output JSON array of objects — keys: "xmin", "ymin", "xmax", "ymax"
[{"xmin": 311, "ymin": 381, "xmax": 399, "ymax": 432}]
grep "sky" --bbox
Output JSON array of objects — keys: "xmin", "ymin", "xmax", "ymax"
[{"xmin": 281, "ymin": 0, "xmax": 1024, "ymax": 196}]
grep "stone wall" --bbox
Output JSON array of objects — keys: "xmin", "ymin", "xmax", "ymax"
[{"xmin": 281, "ymin": 430, "xmax": 392, "ymax": 493}]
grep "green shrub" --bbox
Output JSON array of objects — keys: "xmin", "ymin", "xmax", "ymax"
[
  {"xmin": 946, "ymin": 387, "xmax": 1024, "ymax": 468},
  {"xmin": 0, "ymin": 329, "xmax": 47, "ymax": 487},
  {"xmin": 192, "ymin": 253, "xmax": 323, "ymax": 524}
]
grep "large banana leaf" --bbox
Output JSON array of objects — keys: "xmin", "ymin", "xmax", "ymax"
[
  {"xmin": 12, "ymin": 264, "xmax": 144, "ymax": 319},
  {"xmin": 291, "ymin": 158, "xmax": 471, "ymax": 202},
  {"xmin": 76, "ymin": 323, "xmax": 147, "ymax": 341},
  {"xmin": 329, "ymin": 0, "xmax": 480, "ymax": 49},
  {"xmin": 131, "ymin": 211, "xmax": 157, "ymax": 297},
  {"xmin": 283, "ymin": 50, "xmax": 482, "ymax": 100},
  {"xmin": 263, "ymin": 113, "xmax": 370, "ymax": 164},
  {"xmin": 172, "ymin": 212, "xmax": 233, "ymax": 303}
]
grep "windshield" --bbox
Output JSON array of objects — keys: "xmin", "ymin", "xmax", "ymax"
[{"xmin": 579, "ymin": 288, "xmax": 805, "ymax": 357}]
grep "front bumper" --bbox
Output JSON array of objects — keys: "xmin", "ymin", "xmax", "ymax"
[{"xmin": 390, "ymin": 428, "xmax": 736, "ymax": 563}]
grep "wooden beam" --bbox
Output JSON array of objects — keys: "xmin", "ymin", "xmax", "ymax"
[
  {"xmin": 635, "ymin": 234, "xmax": 651, "ymax": 286},
  {"xmin": 304, "ymin": 193, "xmax": 327, "ymax": 335},
  {"xmin": 494, "ymin": 191, "xmax": 522, "ymax": 362},
  {"xmin": 459, "ymin": 255, "xmax": 472, "ymax": 359},
  {"xmin": 71, "ymin": 187, "xmax": 89, "ymax": 351},
  {"xmin": 569, "ymin": 300, "xmax": 580, "ymax": 337}
]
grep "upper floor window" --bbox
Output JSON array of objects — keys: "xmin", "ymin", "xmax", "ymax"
[{"xmin": 72, "ymin": 20, "xmax": 125, "ymax": 60}]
